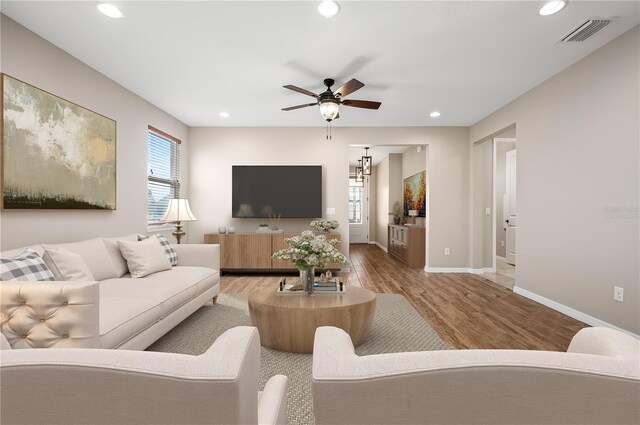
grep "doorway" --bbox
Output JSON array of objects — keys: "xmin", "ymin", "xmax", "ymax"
[
  {"xmin": 348, "ymin": 175, "xmax": 369, "ymax": 244},
  {"xmin": 486, "ymin": 137, "xmax": 516, "ymax": 288}
]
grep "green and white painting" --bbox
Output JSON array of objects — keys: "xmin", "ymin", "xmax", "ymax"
[{"xmin": 2, "ymin": 75, "xmax": 116, "ymax": 209}]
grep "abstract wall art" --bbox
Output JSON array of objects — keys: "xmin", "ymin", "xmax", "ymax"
[
  {"xmin": 2, "ymin": 74, "xmax": 116, "ymax": 209},
  {"xmin": 403, "ymin": 170, "xmax": 426, "ymax": 217}
]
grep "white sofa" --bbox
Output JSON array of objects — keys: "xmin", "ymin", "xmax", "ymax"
[
  {"xmin": 0, "ymin": 234, "xmax": 220, "ymax": 349},
  {"xmin": 0, "ymin": 326, "xmax": 288, "ymax": 425},
  {"xmin": 313, "ymin": 326, "xmax": 640, "ymax": 425}
]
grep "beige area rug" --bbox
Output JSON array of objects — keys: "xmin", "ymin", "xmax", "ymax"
[{"xmin": 147, "ymin": 293, "xmax": 449, "ymax": 425}]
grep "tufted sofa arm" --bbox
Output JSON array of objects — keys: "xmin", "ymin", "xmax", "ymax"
[{"xmin": 0, "ymin": 281, "xmax": 99, "ymax": 349}]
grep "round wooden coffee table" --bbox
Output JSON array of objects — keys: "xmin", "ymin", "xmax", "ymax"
[{"xmin": 248, "ymin": 286, "xmax": 376, "ymax": 354}]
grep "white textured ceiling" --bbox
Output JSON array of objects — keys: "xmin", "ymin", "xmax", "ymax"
[{"xmin": 2, "ymin": 1, "xmax": 638, "ymax": 127}]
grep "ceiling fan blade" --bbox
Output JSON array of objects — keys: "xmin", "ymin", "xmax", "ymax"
[
  {"xmin": 282, "ymin": 103, "xmax": 317, "ymax": 111},
  {"xmin": 334, "ymin": 79, "xmax": 365, "ymax": 98},
  {"xmin": 283, "ymin": 85, "xmax": 318, "ymax": 98},
  {"xmin": 342, "ymin": 100, "xmax": 382, "ymax": 110}
]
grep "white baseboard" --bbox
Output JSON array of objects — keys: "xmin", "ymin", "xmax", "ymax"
[
  {"xmin": 424, "ymin": 267, "xmax": 494, "ymax": 275},
  {"xmin": 372, "ymin": 241, "xmax": 387, "ymax": 253},
  {"xmin": 513, "ymin": 286, "xmax": 640, "ymax": 339},
  {"xmin": 368, "ymin": 241, "xmax": 376, "ymax": 245},
  {"xmin": 425, "ymin": 267, "xmax": 475, "ymax": 273}
]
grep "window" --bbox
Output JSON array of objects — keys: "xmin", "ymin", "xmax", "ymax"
[
  {"xmin": 147, "ymin": 126, "xmax": 181, "ymax": 223},
  {"xmin": 349, "ymin": 178, "xmax": 363, "ymax": 224}
]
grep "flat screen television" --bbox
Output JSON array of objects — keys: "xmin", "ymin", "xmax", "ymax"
[{"xmin": 232, "ymin": 165, "xmax": 322, "ymax": 218}]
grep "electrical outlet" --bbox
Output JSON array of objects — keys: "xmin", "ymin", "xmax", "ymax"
[
  {"xmin": 485, "ymin": 207, "xmax": 491, "ymax": 215},
  {"xmin": 444, "ymin": 248, "xmax": 450, "ymax": 256},
  {"xmin": 326, "ymin": 208, "xmax": 336, "ymax": 216},
  {"xmin": 614, "ymin": 287, "xmax": 624, "ymax": 302},
  {"xmin": 501, "ymin": 240, "xmax": 505, "ymax": 247}
]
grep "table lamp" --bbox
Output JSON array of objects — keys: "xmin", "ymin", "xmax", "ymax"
[{"xmin": 162, "ymin": 198, "xmax": 198, "ymax": 244}]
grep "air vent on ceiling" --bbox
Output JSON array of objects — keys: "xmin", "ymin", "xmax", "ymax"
[{"xmin": 561, "ymin": 19, "xmax": 611, "ymax": 42}]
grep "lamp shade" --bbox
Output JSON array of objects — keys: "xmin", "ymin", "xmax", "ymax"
[{"xmin": 161, "ymin": 199, "xmax": 198, "ymax": 222}]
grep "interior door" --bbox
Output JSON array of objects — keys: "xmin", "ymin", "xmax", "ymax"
[
  {"xmin": 349, "ymin": 176, "xmax": 369, "ymax": 244},
  {"xmin": 505, "ymin": 150, "xmax": 517, "ymax": 265}
]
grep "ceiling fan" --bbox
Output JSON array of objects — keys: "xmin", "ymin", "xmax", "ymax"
[{"xmin": 282, "ymin": 78, "xmax": 381, "ymax": 122}]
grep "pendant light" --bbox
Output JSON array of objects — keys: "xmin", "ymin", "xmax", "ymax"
[
  {"xmin": 355, "ymin": 159, "xmax": 364, "ymax": 183},
  {"xmin": 362, "ymin": 147, "xmax": 372, "ymax": 175}
]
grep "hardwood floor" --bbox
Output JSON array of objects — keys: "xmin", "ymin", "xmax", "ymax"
[{"xmin": 221, "ymin": 244, "xmax": 588, "ymax": 351}]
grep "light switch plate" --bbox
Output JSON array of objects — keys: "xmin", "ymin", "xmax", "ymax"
[{"xmin": 326, "ymin": 208, "xmax": 336, "ymax": 216}]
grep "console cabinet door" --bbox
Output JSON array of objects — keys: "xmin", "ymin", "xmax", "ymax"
[
  {"xmin": 205, "ymin": 234, "xmax": 272, "ymax": 269},
  {"xmin": 229, "ymin": 234, "xmax": 272, "ymax": 269}
]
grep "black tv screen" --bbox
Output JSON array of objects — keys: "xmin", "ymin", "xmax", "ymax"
[{"xmin": 232, "ymin": 166, "xmax": 322, "ymax": 218}]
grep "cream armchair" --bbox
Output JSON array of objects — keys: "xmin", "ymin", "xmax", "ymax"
[
  {"xmin": 1, "ymin": 326, "xmax": 288, "ymax": 425},
  {"xmin": 312, "ymin": 326, "xmax": 640, "ymax": 425}
]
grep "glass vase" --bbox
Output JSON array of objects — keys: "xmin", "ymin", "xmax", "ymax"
[{"xmin": 299, "ymin": 267, "xmax": 315, "ymax": 296}]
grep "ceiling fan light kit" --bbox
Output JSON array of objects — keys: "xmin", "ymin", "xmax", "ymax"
[
  {"xmin": 282, "ymin": 77, "xmax": 382, "ymax": 124},
  {"xmin": 319, "ymin": 98, "xmax": 340, "ymax": 121}
]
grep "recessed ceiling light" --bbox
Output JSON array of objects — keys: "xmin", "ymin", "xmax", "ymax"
[
  {"xmin": 97, "ymin": 3, "xmax": 124, "ymax": 19},
  {"xmin": 539, "ymin": 1, "xmax": 566, "ymax": 16},
  {"xmin": 219, "ymin": 112, "xmax": 230, "ymax": 118},
  {"xmin": 318, "ymin": 1, "xmax": 340, "ymax": 18},
  {"xmin": 430, "ymin": 111, "xmax": 441, "ymax": 118}
]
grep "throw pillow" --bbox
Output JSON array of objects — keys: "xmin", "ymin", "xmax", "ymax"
[
  {"xmin": 117, "ymin": 237, "xmax": 172, "ymax": 278},
  {"xmin": 43, "ymin": 247, "xmax": 96, "ymax": 281},
  {"xmin": 1, "ymin": 249, "xmax": 55, "ymax": 281},
  {"xmin": 138, "ymin": 234, "xmax": 178, "ymax": 266}
]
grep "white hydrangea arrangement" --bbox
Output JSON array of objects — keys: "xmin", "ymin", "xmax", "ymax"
[
  {"xmin": 272, "ymin": 230, "xmax": 347, "ymax": 271},
  {"xmin": 309, "ymin": 219, "xmax": 340, "ymax": 232}
]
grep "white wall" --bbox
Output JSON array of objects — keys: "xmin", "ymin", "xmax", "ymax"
[
  {"xmin": 402, "ymin": 145, "xmax": 427, "ymax": 179},
  {"xmin": 470, "ymin": 26, "xmax": 640, "ymax": 334},
  {"xmin": 388, "ymin": 153, "xmax": 403, "ymax": 220},
  {"xmin": 401, "ymin": 145, "xmax": 428, "ymax": 227},
  {"xmin": 374, "ymin": 156, "xmax": 390, "ymax": 249},
  {"xmin": 373, "ymin": 153, "xmax": 401, "ymax": 249},
  {"xmin": 187, "ymin": 127, "xmax": 350, "ymax": 255},
  {"xmin": 368, "ymin": 170, "xmax": 376, "ymax": 243},
  {"xmin": 0, "ymin": 15, "xmax": 189, "ymax": 249},
  {"xmin": 189, "ymin": 126, "xmax": 470, "ymax": 268}
]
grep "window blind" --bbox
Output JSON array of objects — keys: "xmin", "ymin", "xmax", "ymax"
[{"xmin": 148, "ymin": 129, "xmax": 180, "ymax": 222}]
